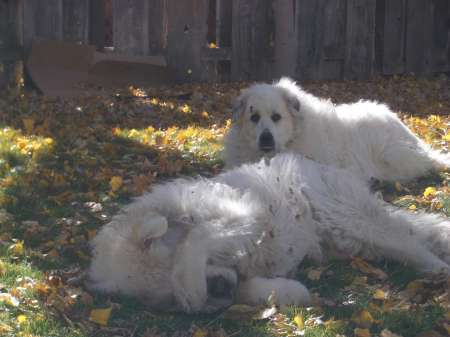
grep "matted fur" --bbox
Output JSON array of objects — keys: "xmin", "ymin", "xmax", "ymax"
[
  {"xmin": 224, "ymin": 78, "xmax": 450, "ymax": 182},
  {"xmin": 88, "ymin": 154, "xmax": 450, "ymax": 313}
]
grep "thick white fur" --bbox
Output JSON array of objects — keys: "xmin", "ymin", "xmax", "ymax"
[
  {"xmin": 225, "ymin": 78, "xmax": 449, "ymax": 182},
  {"xmin": 88, "ymin": 154, "xmax": 450, "ymax": 313}
]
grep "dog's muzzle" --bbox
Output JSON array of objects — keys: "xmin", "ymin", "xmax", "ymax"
[{"xmin": 259, "ymin": 129, "xmax": 275, "ymax": 152}]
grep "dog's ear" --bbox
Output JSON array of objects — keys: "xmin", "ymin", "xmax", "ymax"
[
  {"xmin": 232, "ymin": 91, "xmax": 249, "ymax": 123},
  {"xmin": 276, "ymin": 78, "xmax": 301, "ymax": 114},
  {"xmin": 282, "ymin": 91, "xmax": 300, "ymax": 112}
]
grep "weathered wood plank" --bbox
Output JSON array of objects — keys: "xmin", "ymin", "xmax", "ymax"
[
  {"xmin": 148, "ymin": 0, "xmax": 167, "ymax": 54},
  {"xmin": 23, "ymin": 0, "xmax": 63, "ymax": 50},
  {"xmin": 296, "ymin": 0, "xmax": 345, "ymax": 80},
  {"xmin": 405, "ymin": 0, "xmax": 433, "ymax": 74},
  {"xmin": 318, "ymin": 0, "xmax": 346, "ymax": 80},
  {"xmin": 380, "ymin": 0, "xmax": 406, "ymax": 74},
  {"xmin": 231, "ymin": 0, "xmax": 273, "ymax": 81},
  {"xmin": 0, "ymin": 0, "xmax": 23, "ymax": 88},
  {"xmin": 272, "ymin": 0, "xmax": 298, "ymax": 78},
  {"xmin": 430, "ymin": 0, "xmax": 450, "ymax": 72},
  {"xmin": 166, "ymin": 0, "xmax": 209, "ymax": 82},
  {"xmin": 113, "ymin": 0, "xmax": 150, "ymax": 55},
  {"xmin": 63, "ymin": 0, "xmax": 90, "ymax": 43},
  {"xmin": 344, "ymin": 0, "xmax": 376, "ymax": 79},
  {"xmin": 216, "ymin": 0, "xmax": 232, "ymax": 48},
  {"xmin": 89, "ymin": 0, "xmax": 106, "ymax": 50}
]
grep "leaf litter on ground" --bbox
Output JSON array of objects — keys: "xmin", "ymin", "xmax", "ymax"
[{"xmin": 0, "ymin": 74, "xmax": 449, "ymax": 336}]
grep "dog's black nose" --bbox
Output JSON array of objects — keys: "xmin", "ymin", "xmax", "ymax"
[{"xmin": 259, "ymin": 129, "xmax": 275, "ymax": 152}]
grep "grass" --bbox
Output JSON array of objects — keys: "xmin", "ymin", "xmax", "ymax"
[{"xmin": 0, "ymin": 77, "xmax": 449, "ymax": 336}]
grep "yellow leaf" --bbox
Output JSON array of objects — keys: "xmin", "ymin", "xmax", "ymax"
[
  {"xmin": 89, "ymin": 307, "xmax": 112, "ymax": 326},
  {"xmin": 354, "ymin": 328, "xmax": 371, "ymax": 337},
  {"xmin": 352, "ymin": 310, "xmax": 376, "ymax": 328},
  {"xmin": 294, "ymin": 314, "xmax": 305, "ymax": 329},
  {"xmin": 0, "ymin": 323, "xmax": 13, "ymax": 333},
  {"xmin": 0, "ymin": 260, "xmax": 5, "ymax": 276},
  {"xmin": 442, "ymin": 133, "xmax": 450, "ymax": 142},
  {"xmin": 423, "ymin": 187, "xmax": 437, "ymax": 199},
  {"xmin": 380, "ymin": 328, "xmax": 403, "ymax": 337},
  {"xmin": 0, "ymin": 293, "xmax": 19, "ymax": 307},
  {"xmin": 307, "ymin": 268, "xmax": 323, "ymax": 280},
  {"xmin": 22, "ymin": 118, "xmax": 35, "ymax": 134},
  {"xmin": 408, "ymin": 204, "xmax": 417, "ymax": 211},
  {"xmin": 373, "ymin": 289, "xmax": 387, "ymax": 300},
  {"xmin": 192, "ymin": 328, "xmax": 208, "ymax": 337},
  {"xmin": 208, "ymin": 42, "xmax": 218, "ymax": 49},
  {"xmin": 17, "ymin": 314, "xmax": 27, "ymax": 324},
  {"xmin": 110, "ymin": 176, "xmax": 123, "ymax": 192},
  {"xmin": 351, "ymin": 258, "xmax": 388, "ymax": 279},
  {"xmin": 8, "ymin": 241, "xmax": 24, "ymax": 256},
  {"xmin": 87, "ymin": 229, "xmax": 98, "ymax": 240}
]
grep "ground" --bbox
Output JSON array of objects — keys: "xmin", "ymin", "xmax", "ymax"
[{"xmin": 0, "ymin": 74, "xmax": 449, "ymax": 337}]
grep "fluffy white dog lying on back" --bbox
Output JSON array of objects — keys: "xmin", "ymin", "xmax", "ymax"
[
  {"xmin": 225, "ymin": 78, "xmax": 449, "ymax": 182},
  {"xmin": 88, "ymin": 153, "xmax": 450, "ymax": 313}
]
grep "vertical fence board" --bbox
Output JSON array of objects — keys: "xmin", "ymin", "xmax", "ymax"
[
  {"xmin": 216, "ymin": 0, "xmax": 232, "ymax": 47},
  {"xmin": 23, "ymin": 0, "xmax": 63, "ymax": 50},
  {"xmin": 430, "ymin": 0, "xmax": 450, "ymax": 72},
  {"xmin": 344, "ymin": 0, "xmax": 376, "ymax": 79},
  {"xmin": 63, "ymin": 0, "xmax": 90, "ymax": 43},
  {"xmin": 89, "ymin": 0, "xmax": 106, "ymax": 50},
  {"xmin": 148, "ymin": 0, "xmax": 167, "ymax": 54},
  {"xmin": 113, "ymin": 0, "xmax": 150, "ymax": 55},
  {"xmin": 272, "ymin": 0, "xmax": 298, "ymax": 78},
  {"xmin": 296, "ymin": 0, "xmax": 346, "ymax": 80},
  {"xmin": 318, "ymin": 0, "xmax": 346, "ymax": 79},
  {"xmin": 166, "ymin": 0, "xmax": 209, "ymax": 82},
  {"xmin": 405, "ymin": 0, "xmax": 433, "ymax": 74},
  {"xmin": 231, "ymin": 0, "xmax": 273, "ymax": 81},
  {"xmin": 380, "ymin": 0, "xmax": 406, "ymax": 74},
  {"xmin": 0, "ymin": 0, "xmax": 23, "ymax": 89}
]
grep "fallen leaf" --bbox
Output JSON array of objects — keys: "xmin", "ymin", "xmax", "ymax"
[
  {"xmin": 293, "ymin": 314, "xmax": 305, "ymax": 329},
  {"xmin": 352, "ymin": 310, "xmax": 377, "ymax": 328},
  {"xmin": 380, "ymin": 329, "xmax": 403, "ymax": 337},
  {"xmin": 89, "ymin": 307, "xmax": 112, "ymax": 326},
  {"xmin": 0, "ymin": 293, "xmax": 19, "ymax": 307},
  {"xmin": 373, "ymin": 289, "xmax": 387, "ymax": 300},
  {"xmin": 8, "ymin": 241, "xmax": 24, "ymax": 256},
  {"xmin": 354, "ymin": 328, "xmax": 371, "ymax": 337},
  {"xmin": 351, "ymin": 258, "xmax": 388, "ymax": 279},
  {"xmin": 192, "ymin": 328, "xmax": 208, "ymax": 337},
  {"xmin": 424, "ymin": 186, "xmax": 437, "ymax": 199},
  {"xmin": 17, "ymin": 314, "xmax": 27, "ymax": 324},
  {"xmin": 110, "ymin": 176, "xmax": 123, "ymax": 192}
]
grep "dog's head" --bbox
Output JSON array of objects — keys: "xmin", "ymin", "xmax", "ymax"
[
  {"xmin": 232, "ymin": 78, "xmax": 301, "ymax": 155},
  {"xmin": 89, "ymin": 210, "xmax": 239, "ymax": 313}
]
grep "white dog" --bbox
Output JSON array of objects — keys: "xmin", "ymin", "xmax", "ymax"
[
  {"xmin": 224, "ymin": 78, "xmax": 449, "ymax": 182},
  {"xmin": 88, "ymin": 154, "xmax": 450, "ymax": 313}
]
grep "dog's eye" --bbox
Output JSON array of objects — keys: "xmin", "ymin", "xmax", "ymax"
[
  {"xmin": 250, "ymin": 114, "xmax": 260, "ymax": 123},
  {"xmin": 271, "ymin": 113, "xmax": 281, "ymax": 122}
]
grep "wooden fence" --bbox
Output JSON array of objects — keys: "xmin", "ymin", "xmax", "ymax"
[{"xmin": 1, "ymin": 0, "xmax": 449, "ymax": 87}]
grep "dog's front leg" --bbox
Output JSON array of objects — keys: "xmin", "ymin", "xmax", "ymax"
[
  {"xmin": 236, "ymin": 276, "xmax": 311, "ymax": 307},
  {"xmin": 171, "ymin": 227, "xmax": 210, "ymax": 313}
]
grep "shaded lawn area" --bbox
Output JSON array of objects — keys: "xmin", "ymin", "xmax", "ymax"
[{"xmin": 0, "ymin": 75, "xmax": 449, "ymax": 337}]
